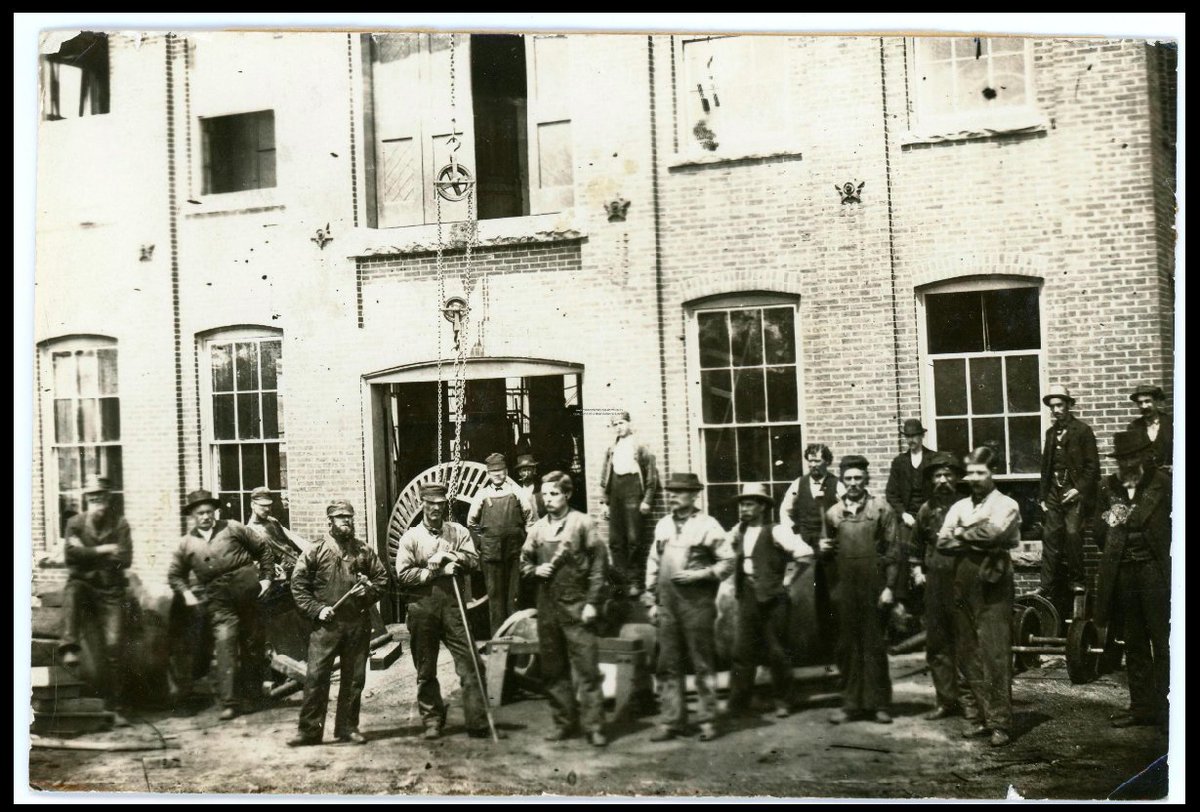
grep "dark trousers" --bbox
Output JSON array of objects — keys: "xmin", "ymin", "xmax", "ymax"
[
  {"xmin": 729, "ymin": 590, "xmax": 793, "ymax": 711},
  {"xmin": 832, "ymin": 573, "xmax": 892, "ymax": 714},
  {"xmin": 953, "ymin": 553, "xmax": 1013, "ymax": 731},
  {"xmin": 538, "ymin": 597, "xmax": 604, "ymax": 734},
  {"xmin": 298, "ymin": 620, "xmax": 370, "ymax": 739},
  {"xmin": 925, "ymin": 558, "xmax": 975, "ymax": 716},
  {"xmin": 1116, "ymin": 559, "xmax": 1170, "ymax": 722},
  {"xmin": 206, "ymin": 569, "xmax": 265, "ymax": 710},
  {"xmin": 1041, "ymin": 485, "xmax": 1087, "ymax": 603},
  {"xmin": 60, "ymin": 578, "xmax": 125, "ymax": 701},
  {"xmin": 607, "ymin": 473, "xmax": 647, "ymax": 590},
  {"xmin": 406, "ymin": 580, "xmax": 487, "ymax": 731},
  {"xmin": 656, "ymin": 585, "xmax": 718, "ymax": 730},
  {"xmin": 483, "ymin": 556, "xmax": 521, "ymax": 637}
]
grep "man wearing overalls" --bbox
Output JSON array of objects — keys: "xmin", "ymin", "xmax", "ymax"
[{"xmin": 468, "ymin": 452, "xmax": 536, "ymax": 637}]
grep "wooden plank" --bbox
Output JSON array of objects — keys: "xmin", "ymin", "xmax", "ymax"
[
  {"xmin": 32, "ymin": 606, "xmax": 65, "ymax": 639},
  {"xmin": 37, "ymin": 590, "xmax": 65, "ymax": 608},
  {"xmin": 369, "ymin": 639, "xmax": 404, "ymax": 670},
  {"xmin": 31, "ymin": 666, "xmax": 84, "ymax": 689},
  {"xmin": 32, "ymin": 697, "xmax": 106, "ymax": 714},
  {"xmin": 269, "ymin": 653, "xmax": 308, "ymax": 683}
]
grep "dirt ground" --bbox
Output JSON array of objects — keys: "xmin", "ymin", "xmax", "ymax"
[{"xmin": 27, "ymin": 651, "xmax": 1170, "ymax": 800}]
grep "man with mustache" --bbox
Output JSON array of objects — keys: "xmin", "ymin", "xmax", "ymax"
[{"xmin": 1126, "ymin": 383, "xmax": 1173, "ymax": 473}]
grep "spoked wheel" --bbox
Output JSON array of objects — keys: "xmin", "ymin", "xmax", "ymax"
[{"xmin": 1066, "ymin": 619, "xmax": 1101, "ymax": 684}]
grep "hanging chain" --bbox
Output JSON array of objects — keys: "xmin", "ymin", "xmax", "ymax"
[
  {"xmin": 435, "ymin": 190, "xmax": 446, "ymax": 472},
  {"xmin": 446, "ymin": 183, "xmax": 474, "ymax": 501}
]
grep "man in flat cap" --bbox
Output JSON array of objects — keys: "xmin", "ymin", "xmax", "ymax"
[
  {"xmin": 287, "ymin": 501, "xmax": 389, "ymax": 746},
  {"xmin": 168, "ymin": 489, "xmax": 276, "ymax": 720},
  {"xmin": 394, "ymin": 483, "xmax": 491, "ymax": 739},
  {"xmin": 468, "ymin": 452, "xmax": 536, "ymax": 637},
  {"xmin": 599, "ymin": 410, "xmax": 660, "ymax": 597},
  {"xmin": 821, "ymin": 455, "xmax": 900, "ymax": 725},
  {"xmin": 246, "ymin": 487, "xmax": 309, "ymax": 674},
  {"xmin": 520, "ymin": 471, "xmax": 609, "ymax": 747},
  {"xmin": 59, "ymin": 474, "xmax": 133, "ymax": 709},
  {"xmin": 645, "ymin": 472, "xmax": 734, "ymax": 742},
  {"xmin": 1127, "ymin": 383, "xmax": 1173, "ymax": 473},
  {"xmin": 1038, "ymin": 385, "xmax": 1100, "ymax": 612},
  {"xmin": 726, "ymin": 483, "xmax": 814, "ymax": 720},
  {"xmin": 886, "ymin": 419, "xmax": 935, "ymax": 602},
  {"xmin": 908, "ymin": 452, "xmax": 974, "ymax": 722},
  {"xmin": 515, "ymin": 453, "xmax": 547, "ymax": 520},
  {"xmin": 1094, "ymin": 431, "xmax": 1171, "ymax": 729}
]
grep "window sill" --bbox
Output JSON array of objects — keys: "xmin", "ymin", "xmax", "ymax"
[
  {"xmin": 900, "ymin": 112, "xmax": 1050, "ymax": 146},
  {"xmin": 669, "ymin": 146, "xmax": 803, "ymax": 171},
  {"xmin": 183, "ymin": 188, "xmax": 284, "ymax": 219},
  {"xmin": 348, "ymin": 211, "xmax": 585, "ymax": 258}
]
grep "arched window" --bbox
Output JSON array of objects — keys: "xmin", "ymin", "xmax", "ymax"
[{"xmin": 198, "ymin": 328, "xmax": 288, "ymax": 525}]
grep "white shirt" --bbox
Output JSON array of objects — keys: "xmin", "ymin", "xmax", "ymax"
[
  {"xmin": 739, "ymin": 524, "xmax": 814, "ymax": 575},
  {"xmin": 198, "ymin": 527, "xmax": 215, "ymax": 543},
  {"xmin": 909, "ymin": 449, "xmax": 924, "ymax": 469},
  {"xmin": 742, "ymin": 526, "xmax": 763, "ymax": 573},
  {"xmin": 611, "ymin": 435, "xmax": 640, "ymax": 476},
  {"xmin": 1146, "ymin": 421, "xmax": 1160, "ymax": 442}
]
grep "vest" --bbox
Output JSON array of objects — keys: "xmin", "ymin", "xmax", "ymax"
[
  {"xmin": 733, "ymin": 522, "xmax": 789, "ymax": 602},
  {"xmin": 790, "ymin": 474, "xmax": 840, "ymax": 545}
]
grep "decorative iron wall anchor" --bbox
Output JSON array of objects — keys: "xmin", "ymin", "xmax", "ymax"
[
  {"xmin": 139, "ymin": 244, "xmax": 155, "ymax": 262},
  {"xmin": 311, "ymin": 224, "xmax": 333, "ymax": 249},
  {"xmin": 605, "ymin": 197, "xmax": 631, "ymax": 223},
  {"xmin": 836, "ymin": 181, "xmax": 865, "ymax": 204}
]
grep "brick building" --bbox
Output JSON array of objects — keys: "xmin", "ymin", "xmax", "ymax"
[{"xmin": 32, "ymin": 31, "xmax": 1176, "ymax": 605}]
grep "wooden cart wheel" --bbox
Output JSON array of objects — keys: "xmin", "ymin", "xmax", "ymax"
[
  {"xmin": 1012, "ymin": 606, "xmax": 1044, "ymax": 673},
  {"xmin": 1066, "ymin": 619, "xmax": 1100, "ymax": 684}
]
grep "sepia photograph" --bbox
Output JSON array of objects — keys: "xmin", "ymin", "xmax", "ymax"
[{"xmin": 16, "ymin": 12, "xmax": 1182, "ymax": 802}]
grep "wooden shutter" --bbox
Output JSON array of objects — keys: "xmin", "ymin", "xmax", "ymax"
[
  {"xmin": 422, "ymin": 33, "xmax": 475, "ymax": 225},
  {"xmin": 371, "ymin": 33, "xmax": 425, "ymax": 228},
  {"xmin": 525, "ymin": 35, "xmax": 574, "ymax": 214}
]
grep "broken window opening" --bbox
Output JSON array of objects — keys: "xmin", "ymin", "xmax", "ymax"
[{"xmin": 40, "ymin": 31, "xmax": 110, "ymax": 121}]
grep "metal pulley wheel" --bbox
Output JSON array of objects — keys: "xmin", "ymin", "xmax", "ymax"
[
  {"xmin": 1065, "ymin": 619, "xmax": 1101, "ymax": 684},
  {"xmin": 434, "ymin": 159, "xmax": 474, "ymax": 202}
]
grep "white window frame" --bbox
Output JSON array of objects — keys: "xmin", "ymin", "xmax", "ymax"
[
  {"xmin": 198, "ymin": 327, "xmax": 288, "ymax": 525},
  {"xmin": 38, "ymin": 335, "xmax": 122, "ymax": 542},
  {"xmin": 916, "ymin": 277, "xmax": 1047, "ymax": 484},
  {"xmin": 686, "ymin": 293, "xmax": 805, "ymax": 520},
  {"xmin": 906, "ymin": 36, "xmax": 1046, "ymax": 140}
]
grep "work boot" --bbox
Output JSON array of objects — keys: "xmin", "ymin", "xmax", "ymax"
[
  {"xmin": 924, "ymin": 705, "xmax": 956, "ymax": 721},
  {"xmin": 287, "ymin": 734, "xmax": 322, "ymax": 748},
  {"xmin": 588, "ymin": 731, "xmax": 608, "ymax": 747},
  {"xmin": 336, "ymin": 731, "xmax": 368, "ymax": 745},
  {"xmin": 828, "ymin": 709, "xmax": 851, "ymax": 726},
  {"xmin": 649, "ymin": 727, "xmax": 678, "ymax": 742},
  {"xmin": 962, "ymin": 723, "xmax": 989, "ymax": 739},
  {"xmin": 989, "ymin": 729, "xmax": 1011, "ymax": 747},
  {"xmin": 698, "ymin": 722, "xmax": 718, "ymax": 742},
  {"xmin": 219, "ymin": 707, "xmax": 239, "ymax": 721},
  {"xmin": 873, "ymin": 710, "xmax": 893, "ymax": 725}
]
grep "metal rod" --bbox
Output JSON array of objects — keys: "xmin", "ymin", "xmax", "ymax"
[
  {"xmin": 1029, "ymin": 636, "xmax": 1067, "ymax": 644},
  {"xmin": 1011, "ymin": 646, "xmax": 1066, "ymax": 654},
  {"xmin": 450, "ymin": 574, "xmax": 500, "ymax": 743}
]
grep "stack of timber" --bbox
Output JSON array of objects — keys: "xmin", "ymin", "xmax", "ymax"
[{"xmin": 30, "ymin": 666, "xmax": 115, "ymax": 737}]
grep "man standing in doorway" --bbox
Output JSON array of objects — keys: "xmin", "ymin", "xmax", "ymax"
[
  {"xmin": 599, "ymin": 410, "xmax": 660, "ymax": 597},
  {"xmin": 1126, "ymin": 383, "xmax": 1173, "ymax": 473},
  {"xmin": 287, "ymin": 501, "xmax": 389, "ymax": 747},
  {"xmin": 645, "ymin": 472, "xmax": 734, "ymax": 742},
  {"xmin": 395, "ymin": 484, "xmax": 492, "ymax": 740},
  {"xmin": 520, "ymin": 471, "xmax": 609, "ymax": 747},
  {"xmin": 167, "ymin": 489, "xmax": 275, "ymax": 720},
  {"xmin": 1038, "ymin": 385, "xmax": 1100, "ymax": 610},
  {"xmin": 886, "ymin": 419, "xmax": 935, "ymax": 601},
  {"xmin": 468, "ymin": 453, "xmax": 537, "ymax": 637},
  {"xmin": 59, "ymin": 475, "xmax": 133, "ymax": 710}
]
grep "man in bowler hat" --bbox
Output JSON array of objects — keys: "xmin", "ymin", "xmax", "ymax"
[{"xmin": 1126, "ymin": 383, "xmax": 1173, "ymax": 472}]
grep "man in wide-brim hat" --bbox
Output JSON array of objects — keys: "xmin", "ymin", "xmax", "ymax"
[
  {"xmin": 726, "ymin": 483, "xmax": 814, "ymax": 721},
  {"xmin": 1093, "ymin": 431, "xmax": 1171, "ymax": 729},
  {"xmin": 1126, "ymin": 383, "xmax": 1173, "ymax": 472}
]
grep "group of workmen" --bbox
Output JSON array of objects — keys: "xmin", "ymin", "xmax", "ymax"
[{"xmin": 53, "ymin": 384, "xmax": 1171, "ymax": 750}]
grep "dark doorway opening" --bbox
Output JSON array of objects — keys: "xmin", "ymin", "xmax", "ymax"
[{"xmin": 471, "ymin": 34, "xmax": 529, "ymax": 220}]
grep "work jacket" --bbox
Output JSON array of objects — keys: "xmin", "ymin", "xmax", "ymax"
[
  {"xmin": 1127, "ymin": 413, "xmax": 1174, "ymax": 471},
  {"xmin": 1039, "ymin": 415, "xmax": 1100, "ymax": 512},
  {"xmin": 393, "ymin": 521, "xmax": 479, "ymax": 595},
  {"xmin": 520, "ymin": 509, "xmax": 608, "ymax": 611},
  {"xmin": 885, "ymin": 447, "xmax": 935, "ymax": 518},
  {"xmin": 291, "ymin": 533, "xmax": 389, "ymax": 624},
  {"xmin": 167, "ymin": 520, "xmax": 274, "ymax": 593},
  {"xmin": 1092, "ymin": 468, "xmax": 1172, "ymax": 627},
  {"xmin": 64, "ymin": 511, "xmax": 133, "ymax": 588}
]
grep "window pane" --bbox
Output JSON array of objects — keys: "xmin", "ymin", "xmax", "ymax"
[
  {"xmin": 701, "ymin": 369, "xmax": 733, "ymax": 425},
  {"xmin": 955, "ymin": 56, "xmax": 990, "ymax": 113},
  {"xmin": 926, "ymin": 292, "xmax": 984, "ymax": 354},
  {"xmin": 1009, "ymin": 415, "xmax": 1042, "ymax": 474},
  {"xmin": 266, "ymin": 444, "xmax": 284, "ymax": 490},
  {"xmin": 235, "ymin": 342, "xmax": 259, "ymax": 391},
  {"xmin": 989, "ymin": 37, "xmax": 1025, "ymax": 56},
  {"xmin": 919, "ymin": 38, "xmax": 953, "ymax": 61},
  {"xmin": 733, "ymin": 368, "xmax": 766, "ymax": 423},
  {"xmin": 219, "ymin": 445, "xmax": 241, "ymax": 492},
  {"xmin": 729, "ymin": 309, "xmax": 764, "ymax": 367},
  {"xmin": 932, "ymin": 358, "xmax": 967, "ymax": 415},
  {"xmin": 54, "ymin": 399, "xmax": 76, "ymax": 443},
  {"xmin": 1003, "ymin": 480, "xmax": 1042, "ymax": 539},
  {"xmin": 936, "ymin": 418, "xmax": 969, "ymax": 462},
  {"xmin": 78, "ymin": 398, "xmax": 99, "ymax": 443},
  {"xmin": 706, "ymin": 484, "xmax": 738, "ymax": 531},
  {"xmin": 989, "ymin": 54, "xmax": 1027, "ymax": 106},
  {"xmin": 82, "ymin": 445, "xmax": 99, "ymax": 478},
  {"xmin": 536, "ymin": 121, "xmax": 573, "ymax": 189},
  {"xmin": 704, "ymin": 428, "xmax": 737, "ymax": 483},
  {"xmin": 218, "ymin": 492, "xmax": 241, "ymax": 522},
  {"xmin": 213, "ymin": 394, "xmax": 236, "ymax": 441},
  {"xmin": 212, "ymin": 344, "xmax": 234, "ymax": 392},
  {"xmin": 262, "ymin": 392, "xmax": 279, "ymax": 439},
  {"xmin": 972, "ymin": 417, "xmax": 1007, "ymax": 473},
  {"xmin": 919, "ymin": 61, "xmax": 954, "ymax": 118},
  {"xmin": 770, "ymin": 425, "xmax": 805, "ymax": 483},
  {"xmin": 100, "ymin": 397, "xmax": 120, "ymax": 441},
  {"xmin": 984, "ymin": 288, "xmax": 1040, "ymax": 351},
  {"xmin": 698, "ymin": 312, "xmax": 731, "ymax": 369},
  {"xmin": 237, "ymin": 393, "xmax": 262, "ymax": 439},
  {"xmin": 951, "ymin": 37, "xmax": 981, "ymax": 59},
  {"xmin": 53, "ymin": 351, "xmax": 76, "ymax": 396},
  {"xmin": 969, "ymin": 357, "xmax": 1004, "ymax": 414},
  {"xmin": 1005, "ymin": 355, "xmax": 1040, "ymax": 412},
  {"xmin": 260, "ymin": 340, "xmax": 281, "ymax": 389},
  {"xmin": 56, "ymin": 449, "xmax": 81, "ymax": 492},
  {"xmin": 736, "ymin": 427, "xmax": 770, "ymax": 483},
  {"xmin": 102, "ymin": 447, "xmax": 123, "ymax": 488},
  {"xmin": 241, "ymin": 443, "xmax": 266, "ymax": 491},
  {"xmin": 762, "ymin": 307, "xmax": 796, "ymax": 364},
  {"xmin": 97, "ymin": 348, "xmax": 118, "ymax": 395},
  {"xmin": 76, "ymin": 351, "xmax": 99, "ymax": 397},
  {"xmin": 765, "ymin": 366, "xmax": 798, "ymax": 422},
  {"xmin": 277, "ymin": 448, "xmax": 288, "ymax": 489}
]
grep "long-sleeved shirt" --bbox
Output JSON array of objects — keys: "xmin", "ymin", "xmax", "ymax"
[
  {"xmin": 599, "ymin": 436, "xmax": 660, "ymax": 507},
  {"xmin": 64, "ymin": 511, "xmax": 133, "ymax": 585},
  {"xmin": 167, "ymin": 520, "xmax": 274, "ymax": 593},
  {"xmin": 467, "ymin": 478, "xmax": 537, "ymax": 531},
  {"xmin": 393, "ymin": 520, "xmax": 479, "ymax": 590},
  {"xmin": 290, "ymin": 533, "xmax": 390, "ymax": 623},
  {"xmin": 644, "ymin": 509, "xmax": 735, "ymax": 604},
  {"xmin": 738, "ymin": 523, "xmax": 813, "ymax": 575},
  {"xmin": 937, "ymin": 487, "xmax": 1022, "ymax": 553},
  {"xmin": 519, "ymin": 509, "xmax": 608, "ymax": 607}
]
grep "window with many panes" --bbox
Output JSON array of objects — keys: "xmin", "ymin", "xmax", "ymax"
[
  {"xmin": 921, "ymin": 281, "xmax": 1044, "ymax": 534},
  {"xmin": 910, "ymin": 37, "xmax": 1037, "ymax": 130},
  {"xmin": 677, "ymin": 35, "xmax": 793, "ymax": 156},
  {"xmin": 203, "ymin": 332, "xmax": 288, "ymax": 525},
  {"xmin": 693, "ymin": 298, "xmax": 803, "ymax": 528},
  {"xmin": 42, "ymin": 339, "xmax": 122, "ymax": 537}
]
